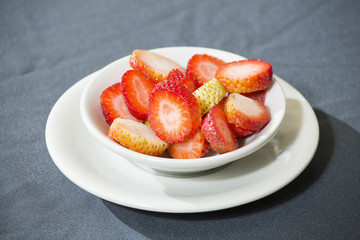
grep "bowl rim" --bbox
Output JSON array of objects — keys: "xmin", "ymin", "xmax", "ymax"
[{"xmin": 80, "ymin": 46, "xmax": 287, "ymax": 169}]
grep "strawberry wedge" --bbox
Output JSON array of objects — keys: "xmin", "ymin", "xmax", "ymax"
[
  {"xmin": 148, "ymin": 80, "xmax": 202, "ymax": 144},
  {"xmin": 224, "ymin": 93, "xmax": 270, "ymax": 131},
  {"xmin": 121, "ymin": 69, "xmax": 155, "ymax": 121},
  {"xmin": 100, "ymin": 82, "xmax": 141, "ymax": 125},
  {"xmin": 130, "ymin": 49, "xmax": 185, "ymax": 83},
  {"xmin": 187, "ymin": 54, "xmax": 225, "ymax": 86},
  {"xmin": 216, "ymin": 59, "xmax": 273, "ymax": 93},
  {"xmin": 201, "ymin": 105, "xmax": 238, "ymax": 154}
]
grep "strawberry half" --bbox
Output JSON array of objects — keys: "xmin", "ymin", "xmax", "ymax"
[
  {"xmin": 187, "ymin": 54, "xmax": 225, "ymax": 86},
  {"xmin": 121, "ymin": 69, "xmax": 155, "ymax": 121},
  {"xmin": 167, "ymin": 130, "xmax": 209, "ymax": 159},
  {"xmin": 100, "ymin": 82, "xmax": 141, "ymax": 125},
  {"xmin": 201, "ymin": 105, "xmax": 238, "ymax": 154},
  {"xmin": 148, "ymin": 80, "xmax": 202, "ymax": 144},
  {"xmin": 216, "ymin": 59, "xmax": 273, "ymax": 93},
  {"xmin": 166, "ymin": 69, "xmax": 198, "ymax": 92},
  {"xmin": 224, "ymin": 93, "xmax": 270, "ymax": 131},
  {"xmin": 130, "ymin": 49, "xmax": 185, "ymax": 83},
  {"xmin": 109, "ymin": 118, "xmax": 169, "ymax": 156}
]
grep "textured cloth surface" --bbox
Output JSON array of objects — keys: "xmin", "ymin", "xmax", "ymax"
[{"xmin": 1, "ymin": 0, "xmax": 360, "ymax": 239}]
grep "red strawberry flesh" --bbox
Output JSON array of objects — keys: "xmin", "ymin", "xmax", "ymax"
[
  {"xmin": 201, "ymin": 105, "xmax": 238, "ymax": 154},
  {"xmin": 148, "ymin": 80, "xmax": 201, "ymax": 143},
  {"xmin": 121, "ymin": 69, "xmax": 155, "ymax": 120},
  {"xmin": 187, "ymin": 54, "xmax": 225, "ymax": 86},
  {"xmin": 167, "ymin": 130, "xmax": 209, "ymax": 159},
  {"xmin": 166, "ymin": 68, "xmax": 198, "ymax": 92},
  {"xmin": 100, "ymin": 82, "xmax": 140, "ymax": 125}
]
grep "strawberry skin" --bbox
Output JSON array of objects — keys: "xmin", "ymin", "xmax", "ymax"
[
  {"xmin": 241, "ymin": 89, "xmax": 267, "ymax": 104},
  {"xmin": 201, "ymin": 105, "xmax": 238, "ymax": 154},
  {"xmin": 193, "ymin": 78, "xmax": 226, "ymax": 116},
  {"xmin": 121, "ymin": 69, "xmax": 155, "ymax": 120},
  {"xmin": 109, "ymin": 118, "xmax": 169, "ymax": 156},
  {"xmin": 167, "ymin": 130, "xmax": 209, "ymax": 159},
  {"xmin": 148, "ymin": 80, "xmax": 202, "ymax": 144},
  {"xmin": 216, "ymin": 59, "xmax": 273, "ymax": 93},
  {"xmin": 130, "ymin": 49, "xmax": 185, "ymax": 83},
  {"xmin": 100, "ymin": 82, "xmax": 141, "ymax": 125},
  {"xmin": 229, "ymin": 123, "xmax": 256, "ymax": 137},
  {"xmin": 166, "ymin": 69, "xmax": 198, "ymax": 92},
  {"xmin": 187, "ymin": 54, "xmax": 225, "ymax": 86},
  {"xmin": 224, "ymin": 93, "xmax": 270, "ymax": 131}
]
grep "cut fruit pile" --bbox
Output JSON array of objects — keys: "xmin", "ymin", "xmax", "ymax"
[{"xmin": 100, "ymin": 49, "xmax": 273, "ymax": 159}]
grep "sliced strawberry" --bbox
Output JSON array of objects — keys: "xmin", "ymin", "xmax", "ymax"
[
  {"xmin": 216, "ymin": 59, "xmax": 273, "ymax": 93},
  {"xmin": 193, "ymin": 78, "xmax": 226, "ymax": 116},
  {"xmin": 229, "ymin": 123, "xmax": 256, "ymax": 137},
  {"xmin": 121, "ymin": 69, "xmax": 155, "ymax": 121},
  {"xmin": 148, "ymin": 80, "xmax": 202, "ymax": 144},
  {"xmin": 215, "ymin": 98, "xmax": 255, "ymax": 137},
  {"xmin": 187, "ymin": 54, "xmax": 225, "ymax": 86},
  {"xmin": 166, "ymin": 69, "xmax": 198, "ymax": 92},
  {"xmin": 241, "ymin": 89, "xmax": 267, "ymax": 104},
  {"xmin": 167, "ymin": 130, "xmax": 209, "ymax": 159},
  {"xmin": 224, "ymin": 93, "xmax": 270, "ymax": 131},
  {"xmin": 201, "ymin": 105, "xmax": 238, "ymax": 154},
  {"xmin": 100, "ymin": 82, "xmax": 141, "ymax": 125},
  {"xmin": 130, "ymin": 49, "xmax": 185, "ymax": 83},
  {"xmin": 109, "ymin": 118, "xmax": 169, "ymax": 156}
]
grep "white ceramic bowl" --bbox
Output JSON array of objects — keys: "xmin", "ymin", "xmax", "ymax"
[{"xmin": 80, "ymin": 47, "xmax": 286, "ymax": 176}]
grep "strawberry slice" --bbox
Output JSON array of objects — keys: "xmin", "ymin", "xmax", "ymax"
[
  {"xmin": 167, "ymin": 130, "xmax": 209, "ymax": 159},
  {"xmin": 215, "ymin": 99, "xmax": 256, "ymax": 137},
  {"xmin": 148, "ymin": 80, "xmax": 201, "ymax": 144},
  {"xmin": 216, "ymin": 59, "xmax": 273, "ymax": 93},
  {"xmin": 100, "ymin": 82, "xmax": 141, "ymax": 125},
  {"xmin": 109, "ymin": 118, "xmax": 169, "ymax": 156},
  {"xmin": 121, "ymin": 69, "xmax": 155, "ymax": 120},
  {"xmin": 187, "ymin": 54, "xmax": 225, "ymax": 86},
  {"xmin": 229, "ymin": 123, "xmax": 256, "ymax": 137},
  {"xmin": 224, "ymin": 93, "xmax": 270, "ymax": 131},
  {"xmin": 193, "ymin": 78, "xmax": 226, "ymax": 116},
  {"xmin": 166, "ymin": 69, "xmax": 198, "ymax": 92},
  {"xmin": 241, "ymin": 89, "xmax": 267, "ymax": 104},
  {"xmin": 201, "ymin": 105, "xmax": 238, "ymax": 154},
  {"xmin": 130, "ymin": 49, "xmax": 185, "ymax": 83}
]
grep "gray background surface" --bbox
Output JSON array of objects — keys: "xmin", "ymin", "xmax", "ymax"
[{"xmin": 1, "ymin": 0, "xmax": 360, "ymax": 239}]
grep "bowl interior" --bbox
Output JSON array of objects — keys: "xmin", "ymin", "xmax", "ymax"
[{"xmin": 80, "ymin": 47, "xmax": 286, "ymax": 173}]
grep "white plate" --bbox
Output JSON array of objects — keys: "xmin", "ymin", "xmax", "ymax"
[{"xmin": 45, "ymin": 71, "xmax": 319, "ymax": 214}]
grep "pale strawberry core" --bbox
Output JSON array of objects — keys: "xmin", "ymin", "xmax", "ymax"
[
  {"xmin": 143, "ymin": 52, "xmax": 184, "ymax": 74},
  {"xmin": 229, "ymin": 93, "xmax": 263, "ymax": 116}
]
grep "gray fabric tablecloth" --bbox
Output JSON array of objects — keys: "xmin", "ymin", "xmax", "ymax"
[{"xmin": 1, "ymin": 0, "xmax": 360, "ymax": 239}]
